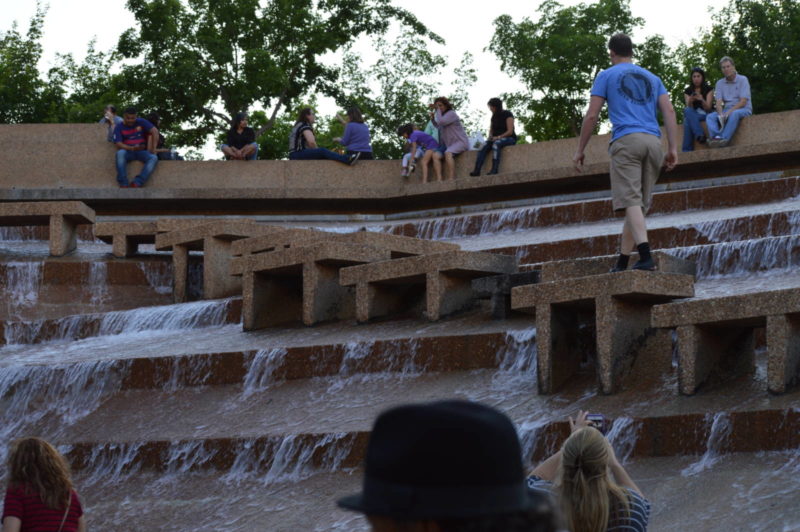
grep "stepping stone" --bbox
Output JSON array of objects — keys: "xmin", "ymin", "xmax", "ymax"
[
  {"xmin": 652, "ymin": 286, "xmax": 800, "ymax": 394},
  {"xmin": 512, "ymin": 269, "xmax": 695, "ymax": 395},
  {"xmin": 230, "ymin": 228, "xmax": 331, "ymax": 275},
  {"xmin": 94, "ymin": 221, "xmax": 158, "ymax": 258},
  {"xmin": 340, "ymin": 250, "xmax": 518, "ymax": 322},
  {"xmin": 0, "ymin": 201, "xmax": 95, "ymax": 256},
  {"xmin": 155, "ymin": 219, "xmax": 274, "ymax": 302},
  {"xmin": 472, "ymin": 270, "xmax": 540, "ymax": 319},
  {"xmin": 241, "ymin": 241, "xmax": 391, "ymax": 330},
  {"xmin": 538, "ymin": 251, "xmax": 696, "ymax": 282}
]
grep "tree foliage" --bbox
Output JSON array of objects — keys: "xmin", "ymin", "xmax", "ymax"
[
  {"xmin": 116, "ymin": 0, "xmax": 438, "ymax": 149},
  {"xmin": 0, "ymin": 5, "xmax": 62, "ymax": 123},
  {"xmin": 676, "ymin": 0, "xmax": 800, "ymax": 114},
  {"xmin": 335, "ymin": 31, "xmax": 467, "ymax": 159}
]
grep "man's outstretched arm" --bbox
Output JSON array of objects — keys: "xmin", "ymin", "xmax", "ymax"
[{"xmin": 573, "ymin": 95, "xmax": 605, "ymax": 172}]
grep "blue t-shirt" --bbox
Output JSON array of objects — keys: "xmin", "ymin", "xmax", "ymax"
[
  {"xmin": 112, "ymin": 118, "xmax": 155, "ymax": 147},
  {"xmin": 408, "ymin": 130, "xmax": 438, "ymax": 150},
  {"xmin": 591, "ymin": 62, "xmax": 667, "ymax": 142}
]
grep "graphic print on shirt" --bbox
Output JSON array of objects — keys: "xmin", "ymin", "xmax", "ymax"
[{"xmin": 617, "ymin": 72, "xmax": 653, "ymax": 105}]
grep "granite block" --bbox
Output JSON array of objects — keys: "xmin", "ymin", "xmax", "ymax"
[
  {"xmin": 331, "ymin": 231, "xmax": 459, "ymax": 258},
  {"xmin": 240, "ymin": 242, "xmax": 391, "ymax": 330},
  {"xmin": 94, "ymin": 221, "xmax": 158, "ymax": 257},
  {"xmin": 652, "ymin": 287, "xmax": 800, "ymax": 394},
  {"xmin": 0, "ymin": 201, "xmax": 95, "ymax": 256},
  {"xmin": 339, "ymin": 250, "xmax": 518, "ymax": 322},
  {"xmin": 511, "ymin": 270, "xmax": 695, "ymax": 394},
  {"xmin": 230, "ymin": 228, "xmax": 328, "ymax": 257}
]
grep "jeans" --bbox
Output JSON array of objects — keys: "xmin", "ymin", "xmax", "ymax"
[
  {"xmin": 706, "ymin": 107, "xmax": 752, "ymax": 141},
  {"xmin": 116, "ymin": 149, "xmax": 158, "ymax": 186},
  {"xmin": 473, "ymin": 137, "xmax": 517, "ymax": 171},
  {"xmin": 682, "ymin": 107, "xmax": 708, "ymax": 152},
  {"xmin": 347, "ymin": 150, "xmax": 373, "ymax": 160},
  {"xmin": 288, "ymin": 148, "xmax": 350, "ymax": 163},
  {"xmin": 220, "ymin": 143, "xmax": 258, "ymax": 160},
  {"xmin": 402, "ymin": 147, "xmax": 424, "ymax": 168}
]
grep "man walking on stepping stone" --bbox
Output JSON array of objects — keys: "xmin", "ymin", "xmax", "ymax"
[{"xmin": 573, "ymin": 33, "xmax": 678, "ymax": 272}]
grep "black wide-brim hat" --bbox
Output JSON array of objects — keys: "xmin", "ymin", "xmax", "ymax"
[{"xmin": 337, "ymin": 400, "xmax": 539, "ymax": 520}]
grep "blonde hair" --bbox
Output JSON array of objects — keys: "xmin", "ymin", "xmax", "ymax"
[
  {"xmin": 7, "ymin": 437, "xmax": 74, "ymax": 510},
  {"xmin": 556, "ymin": 428, "xmax": 629, "ymax": 532}
]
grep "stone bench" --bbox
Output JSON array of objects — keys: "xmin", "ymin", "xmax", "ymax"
[
  {"xmin": 472, "ymin": 271, "xmax": 541, "ymax": 319},
  {"xmin": 231, "ymin": 230, "xmax": 459, "ymax": 275},
  {"xmin": 652, "ymin": 286, "xmax": 800, "ymax": 394},
  {"xmin": 242, "ymin": 241, "xmax": 391, "ymax": 330},
  {"xmin": 155, "ymin": 219, "xmax": 274, "ymax": 302},
  {"xmin": 511, "ymin": 269, "xmax": 695, "ymax": 395},
  {"xmin": 339, "ymin": 251, "xmax": 518, "ymax": 322},
  {"xmin": 0, "ymin": 201, "xmax": 95, "ymax": 256},
  {"xmin": 538, "ymin": 251, "xmax": 697, "ymax": 281},
  {"xmin": 95, "ymin": 218, "xmax": 227, "ymax": 257}
]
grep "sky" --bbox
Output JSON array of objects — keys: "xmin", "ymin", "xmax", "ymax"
[{"xmin": 4, "ymin": 0, "xmax": 718, "ymax": 150}]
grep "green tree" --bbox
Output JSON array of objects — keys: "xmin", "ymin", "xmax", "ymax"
[
  {"xmin": 489, "ymin": 0, "xmax": 680, "ymax": 140},
  {"xmin": 677, "ymin": 0, "xmax": 800, "ymax": 114},
  {"xmin": 116, "ymin": 0, "xmax": 437, "ymax": 150},
  {"xmin": 0, "ymin": 5, "xmax": 63, "ymax": 123}
]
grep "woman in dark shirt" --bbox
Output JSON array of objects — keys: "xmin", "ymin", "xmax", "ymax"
[
  {"xmin": 2, "ymin": 437, "xmax": 86, "ymax": 532},
  {"xmin": 682, "ymin": 67, "xmax": 714, "ymax": 152},
  {"xmin": 288, "ymin": 108, "xmax": 359, "ymax": 165},
  {"xmin": 470, "ymin": 97, "xmax": 517, "ymax": 176},
  {"xmin": 222, "ymin": 112, "xmax": 258, "ymax": 160}
]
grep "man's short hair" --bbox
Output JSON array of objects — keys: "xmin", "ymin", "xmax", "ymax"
[
  {"xmin": 123, "ymin": 106, "xmax": 138, "ymax": 116},
  {"xmin": 608, "ymin": 33, "xmax": 633, "ymax": 58},
  {"xmin": 719, "ymin": 56, "xmax": 735, "ymax": 67}
]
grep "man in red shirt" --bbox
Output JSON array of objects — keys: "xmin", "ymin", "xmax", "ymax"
[{"xmin": 112, "ymin": 107, "xmax": 159, "ymax": 188}]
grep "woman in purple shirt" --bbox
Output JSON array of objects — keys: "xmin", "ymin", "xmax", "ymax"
[
  {"xmin": 430, "ymin": 97, "xmax": 470, "ymax": 181},
  {"xmin": 334, "ymin": 107, "xmax": 373, "ymax": 160}
]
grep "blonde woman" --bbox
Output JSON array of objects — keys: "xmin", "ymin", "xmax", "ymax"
[
  {"xmin": 527, "ymin": 411, "xmax": 650, "ymax": 531},
  {"xmin": 2, "ymin": 437, "xmax": 86, "ymax": 532}
]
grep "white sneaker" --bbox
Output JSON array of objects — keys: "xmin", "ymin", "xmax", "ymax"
[{"xmin": 718, "ymin": 114, "xmax": 726, "ymax": 130}]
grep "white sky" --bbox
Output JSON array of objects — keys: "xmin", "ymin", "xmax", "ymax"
[{"xmin": 4, "ymin": 0, "xmax": 717, "ymax": 150}]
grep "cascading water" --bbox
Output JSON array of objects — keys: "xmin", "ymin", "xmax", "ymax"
[
  {"xmin": 681, "ymin": 412, "xmax": 732, "ymax": 476},
  {"xmin": 673, "ymin": 234, "xmax": 800, "ymax": 279},
  {"xmin": 241, "ymin": 348, "xmax": 289, "ymax": 398},
  {"xmin": 3, "ymin": 298, "xmax": 237, "ymax": 346},
  {"xmin": 606, "ymin": 416, "xmax": 640, "ymax": 464},
  {"xmin": 136, "ymin": 261, "xmax": 173, "ymax": 295},
  {"xmin": 88, "ymin": 261, "xmax": 109, "ymax": 306},
  {"xmin": 3, "ymin": 261, "xmax": 42, "ymax": 311}
]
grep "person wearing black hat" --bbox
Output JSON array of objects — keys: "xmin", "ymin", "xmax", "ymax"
[{"xmin": 337, "ymin": 400, "xmax": 559, "ymax": 532}]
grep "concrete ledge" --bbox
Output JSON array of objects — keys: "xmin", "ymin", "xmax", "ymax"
[
  {"xmin": 339, "ymin": 250, "xmax": 518, "ymax": 322},
  {"xmin": 241, "ymin": 242, "xmax": 392, "ymax": 330},
  {"xmin": 0, "ymin": 201, "xmax": 95, "ymax": 256},
  {"xmin": 155, "ymin": 220, "xmax": 274, "ymax": 302},
  {"xmin": 538, "ymin": 252, "xmax": 696, "ymax": 282},
  {"xmin": 2, "ymin": 110, "xmax": 798, "ymax": 214},
  {"xmin": 652, "ymin": 287, "xmax": 800, "ymax": 394},
  {"xmin": 512, "ymin": 270, "xmax": 695, "ymax": 395}
]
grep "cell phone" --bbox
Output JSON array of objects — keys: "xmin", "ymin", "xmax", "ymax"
[{"xmin": 586, "ymin": 414, "xmax": 608, "ymax": 435}]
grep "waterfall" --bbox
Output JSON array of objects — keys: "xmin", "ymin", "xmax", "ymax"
[
  {"xmin": 88, "ymin": 261, "xmax": 109, "ymax": 306},
  {"xmin": 606, "ymin": 416, "xmax": 640, "ymax": 464},
  {"xmin": 136, "ymin": 261, "xmax": 172, "ymax": 295},
  {"xmin": 3, "ymin": 261, "xmax": 42, "ymax": 311},
  {"xmin": 681, "ymin": 412, "xmax": 732, "ymax": 476},
  {"xmin": 672, "ymin": 235, "xmax": 800, "ymax": 279},
  {"xmin": 241, "ymin": 348, "xmax": 289, "ymax": 398}
]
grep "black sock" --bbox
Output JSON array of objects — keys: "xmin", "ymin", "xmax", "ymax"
[
  {"xmin": 637, "ymin": 242, "xmax": 652, "ymax": 262},
  {"xmin": 615, "ymin": 253, "xmax": 630, "ymax": 270}
]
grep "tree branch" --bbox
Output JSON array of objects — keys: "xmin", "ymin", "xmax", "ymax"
[
  {"xmin": 202, "ymin": 107, "xmax": 231, "ymax": 125},
  {"xmin": 256, "ymin": 87, "xmax": 288, "ymax": 136}
]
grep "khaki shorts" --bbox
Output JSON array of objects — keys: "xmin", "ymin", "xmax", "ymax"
[{"xmin": 608, "ymin": 133, "xmax": 664, "ymax": 212}]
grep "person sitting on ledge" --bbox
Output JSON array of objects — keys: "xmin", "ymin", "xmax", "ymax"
[
  {"xmin": 470, "ymin": 97, "xmax": 517, "ymax": 176},
  {"xmin": 334, "ymin": 106, "xmax": 374, "ymax": 160},
  {"xmin": 706, "ymin": 56, "xmax": 752, "ymax": 148},
  {"xmin": 430, "ymin": 96, "xmax": 470, "ymax": 181},
  {"xmin": 397, "ymin": 123, "xmax": 442, "ymax": 183},
  {"xmin": 527, "ymin": 411, "xmax": 650, "ymax": 532},
  {"xmin": 681, "ymin": 67, "xmax": 714, "ymax": 152},
  {"xmin": 99, "ymin": 104, "xmax": 122, "ymax": 142},
  {"xmin": 112, "ymin": 106, "xmax": 158, "ymax": 188},
  {"xmin": 337, "ymin": 400, "xmax": 560, "ymax": 532},
  {"xmin": 288, "ymin": 107, "xmax": 360, "ymax": 165},
  {"xmin": 145, "ymin": 112, "xmax": 183, "ymax": 160},
  {"xmin": 221, "ymin": 112, "xmax": 259, "ymax": 160}
]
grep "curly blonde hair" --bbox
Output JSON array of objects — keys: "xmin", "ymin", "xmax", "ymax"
[{"xmin": 7, "ymin": 437, "xmax": 73, "ymax": 510}]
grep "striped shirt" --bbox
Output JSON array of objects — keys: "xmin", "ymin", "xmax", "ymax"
[
  {"xmin": 527, "ymin": 476, "xmax": 650, "ymax": 531},
  {"xmin": 2, "ymin": 485, "xmax": 84, "ymax": 532},
  {"xmin": 112, "ymin": 118, "xmax": 155, "ymax": 147}
]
